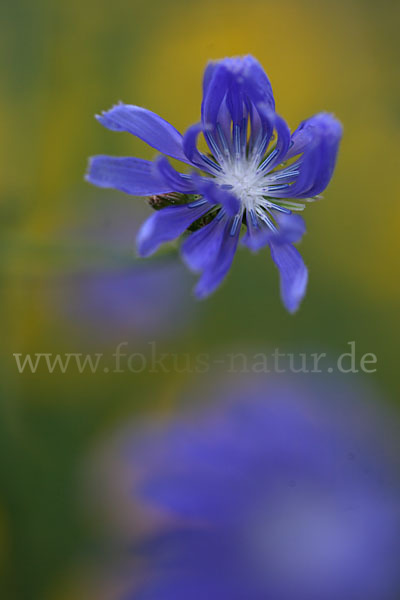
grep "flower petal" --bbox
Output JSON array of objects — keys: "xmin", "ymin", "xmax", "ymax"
[
  {"xmin": 240, "ymin": 55, "xmax": 275, "ymax": 111},
  {"xmin": 284, "ymin": 122, "xmax": 316, "ymax": 160},
  {"xmin": 136, "ymin": 203, "xmax": 212, "ymax": 257},
  {"xmin": 85, "ymin": 155, "xmax": 172, "ymax": 196},
  {"xmin": 241, "ymin": 214, "xmax": 271, "ymax": 251},
  {"xmin": 242, "ymin": 213, "xmax": 306, "ymax": 251},
  {"xmin": 181, "ymin": 214, "xmax": 228, "ymax": 272},
  {"xmin": 272, "ymin": 113, "xmax": 343, "ymax": 199},
  {"xmin": 182, "ymin": 123, "xmax": 220, "ymax": 173},
  {"xmin": 96, "ymin": 103, "xmax": 189, "ymax": 162},
  {"xmin": 201, "ymin": 62, "xmax": 231, "ymax": 128},
  {"xmin": 202, "ymin": 55, "xmax": 275, "ymax": 128},
  {"xmin": 192, "ymin": 175, "xmax": 241, "ymax": 216},
  {"xmin": 154, "ymin": 156, "xmax": 197, "ymax": 193},
  {"xmin": 261, "ymin": 111, "xmax": 291, "ymax": 171},
  {"xmin": 269, "ymin": 243, "xmax": 308, "ymax": 313},
  {"xmin": 194, "ymin": 217, "xmax": 240, "ymax": 298},
  {"xmin": 272, "ymin": 213, "xmax": 306, "ymax": 245},
  {"xmin": 248, "ymin": 102, "xmax": 273, "ymax": 155}
]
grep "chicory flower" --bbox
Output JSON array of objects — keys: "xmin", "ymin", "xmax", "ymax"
[
  {"xmin": 121, "ymin": 377, "xmax": 400, "ymax": 600},
  {"xmin": 86, "ymin": 56, "xmax": 342, "ymax": 312}
]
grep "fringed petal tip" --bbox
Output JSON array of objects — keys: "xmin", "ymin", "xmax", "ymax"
[{"xmin": 94, "ymin": 103, "xmax": 188, "ymax": 162}]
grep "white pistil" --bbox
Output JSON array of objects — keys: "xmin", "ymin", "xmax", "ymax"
[
  {"xmin": 216, "ymin": 156, "xmax": 275, "ymax": 212},
  {"xmin": 213, "ymin": 152, "xmax": 306, "ymax": 227}
]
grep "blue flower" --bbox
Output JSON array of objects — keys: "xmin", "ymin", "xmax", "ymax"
[
  {"xmin": 54, "ymin": 258, "xmax": 194, "ymax": 344},
  {"xmin": 86, "ymin": 56, "xmax": 342, "ymax": 312},
  {"xmin": 122, "ymin": 378, "xmax": 400, "ymax": 600},
  {"xmin": 52, "ymin": 199, "xmax": 195, "ymax": 344}
]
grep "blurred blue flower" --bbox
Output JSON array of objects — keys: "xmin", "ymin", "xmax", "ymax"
[
  {"xmin": 86, "ymin": 56, "xmax": 342, "ymax": 312},
  {"xmin": 48, "ymin": 199, "xmax": 196, "ymax": 345},
  {"xmin": 123, "ymin": 378, "xmax": 400, "ymax": 600},
  {"xmin": 56, "ymin": 259, "xmax": 194, "ymax": 344}
]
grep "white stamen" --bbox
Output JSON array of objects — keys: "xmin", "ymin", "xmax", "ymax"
[
  {"xmin": 216, "ymin": 156, "xmax": 275, "ymax": 212},
  {"xmin": 213, "ymin": 148, "xmax": 305, "ymax": 229}
]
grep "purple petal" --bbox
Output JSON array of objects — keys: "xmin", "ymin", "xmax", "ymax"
[
  {"xmin": 241, "ymin": 55, "xmax": 275, "ymax": 111},
  {"xmin": 201, "ymin": 63, "xmax": 231, "ymax": 129},
  {"xmin": 269, "ymin": 243, "xmax": 308, "ymax": 313},
  {"xmin": 241, "ymin": 213, "xmax": 272, "ymax": 251},
  {"xmin": 248, "ymin": 102, "xmax": 272, "ymax": 154},
  {"xmin": 272, "ymin": 213, "xmax": 306, "ymax": 245},
  {"xmin": 181, "ymin": 214, "xmax": 228, "ymax": 272},
  {"xmin": 273, "ymin": 113, "xmax": 343, "ymax": 199},
  {"xmin": 85, "ymin": 155, "xmax": 172, "ymax": 196},
  {"xmin": 284, "ymin": 122, "xmax": 316, "ymax": 160},
  {"xmin": 154, "ymin": 156, "xmax": 196, "ymax": 193},
  {"xmin": 192, "ymin": 174, "xmax": 241, "ymax": 216},
  {"xmin": 136, "ymin": 203, "xmax": 212, "ymax": 257},
  {"xmin": 242, "ymin": 213, "xmax": 306, "ymax": 252},
  {"xmin": 96, "ymin": 103, "xmax": 189, "ymax": 162},
  {"xmin": 194, "ymin": 217, "xmax": 240, "ymax": 298},
  {"xmin": 182, "ymin": 123, "xmax": 218, "ymax": 173},
  {"xmin": 260, "ymin": 110, "xmax": 291, "ymax": 171},
  {"xmin": 202, "ymin": 55, "xmax": 275, "ymax": 128}
]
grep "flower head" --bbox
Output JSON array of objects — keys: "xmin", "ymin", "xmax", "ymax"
[
  {"xmin": 86, "ymin": 56, "xmax": 342, "ymax": 312},
  {"xmin": 120, "ymin": 377, "xmax": 400, "ymax": 600}
]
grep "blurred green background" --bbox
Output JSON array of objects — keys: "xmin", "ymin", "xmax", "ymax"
[{"xmin": 1, "ymin": 0, "xmax": 400, "ymax": 598}]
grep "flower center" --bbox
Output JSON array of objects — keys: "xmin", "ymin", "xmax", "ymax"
[{"xmin": 217, "ymin": 159, "xmax": 266, "ymax": 211}]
